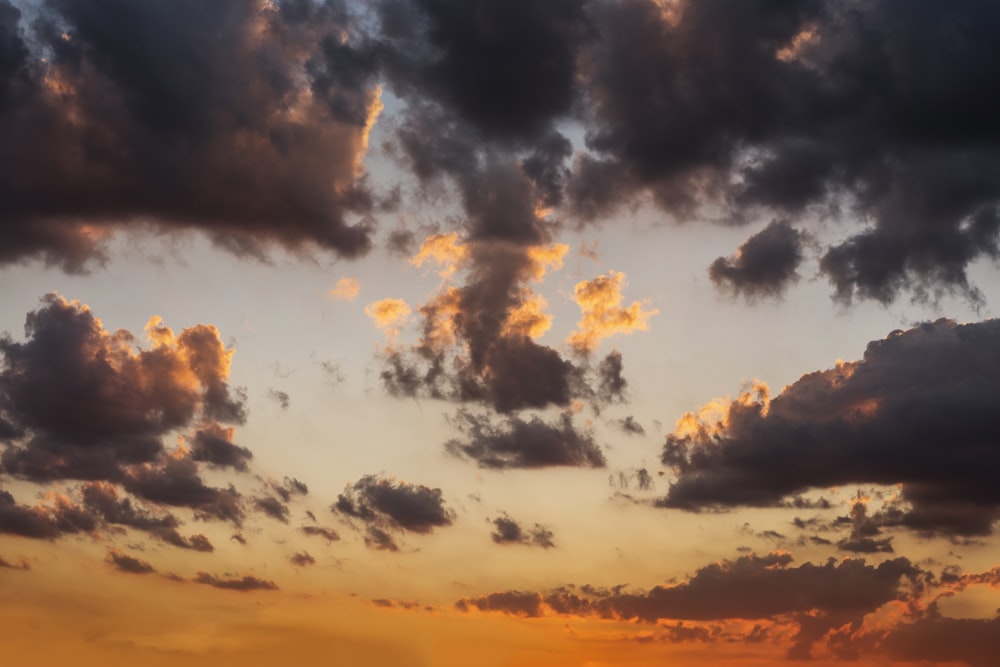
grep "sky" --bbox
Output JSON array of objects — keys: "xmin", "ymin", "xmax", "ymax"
[{"xmin": 2, "ymin": 0, "xmax": 1000, "ymax": 665}]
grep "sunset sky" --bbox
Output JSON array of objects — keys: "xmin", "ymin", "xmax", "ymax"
[{"xmin": 2, "ymin": 1, "xmax": 1000, "ymax": 665}]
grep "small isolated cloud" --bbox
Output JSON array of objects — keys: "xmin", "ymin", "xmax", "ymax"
[
  {"xmin": 290, "ymin": 551, "xmax": 315, "ymax": 567},
  {"xmin": 329, "ymin": 277, "xmax": 361, "ymax": 302},
  {"xmin": 107, "ymin": 549, "xmax": 155, "ymax": 575},
  {"xmin": 567, "ymin": 272, "xmax": 657, "ymax": 354},
  {"xmin": 491, "ymin": 515, "xmax": 555, "ymax": 548},
  {"xmin": 365, "ymin": 298, "xmax": 412, "ymax": 339},
  {"xmin": 254, "ymin": 496, "xmax": 290, "ymax": 524},
  {"xmin": 709, "ymin": 219, "xmax": 805, "ymax": 300},
  {"xmin": 194, "ymin": 572, "xmax": 277, "ymax": 592},
  {"xmin": 614, "ymin": 415, "xmax": 645, "ymax": 435},
  {"xmin": 267, "ymin": 389, "xmax": 291, "ymax": 410},
  {"xmin": 445, "ymin": 410, "xmax": 605, "ymax": 469},
  {"xmin": 333, "ymin": 475, "xmax": 454, "ymax": 550},
  {"xmin": 301, "ymin": 526, "xmax": 340, "ymax": 543}
]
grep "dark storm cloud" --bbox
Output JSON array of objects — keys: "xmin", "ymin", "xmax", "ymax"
[
  {"xmin": 573, "ymin": 0, "xmax": 1000, "ymax": 303},
  {"xmin": 709, "ymin": 220, "xmax": 805, "ymax": 299},
  {"xmin": 0, "ymin": 0, "xmax": 379, "ymax": 270},
  {"xmin": 107, "ymin": 549, "xmax": 155, "ymax": 575},
  {"xmin": 0, "ymin": 294, "xmax": 246, "ymax": 483},
  {"xmin": 445, "ymin": 410, "xmax": 605, "ymax": 469},
  {"xmin": 376, "ymin": 0, "xmax": 590, "ymax": 143},
  {"xmin": 333, "ymin": 475, "xmax": 454, "ymax": 548},
  {"xmin": 490, "ymin": 515, "xmax": 555, "ymax": 548},
  {"xmin": 194, "ymin": 572, "xmax": 278, "ymax": 592},
  {"xmin": 458, "ymin": 553, "xmax": 921, "ymax": 657},
  {"xmin": 661, "ymin": 318, "xmax": 1000, "ymax": 536}
]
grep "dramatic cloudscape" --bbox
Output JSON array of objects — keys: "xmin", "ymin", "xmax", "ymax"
[{"xmin": 2, "ymin": 1, "xmax": 999, "ymax": 665}]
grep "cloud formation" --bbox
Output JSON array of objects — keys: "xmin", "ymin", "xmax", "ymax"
[
  {"xmin": 445, "ymin": 410, "xmax": 605, "ymax": 469},
  {"xmin": 660, "ymin": 318, "xmax": 1000, "ymax": 535},
  {"xmin": 490, "ymin": 514, "xmax": 555, "ymax": 548},
  {"xmin": 0, "ymin": 0, "xmax": 381, "ymax": 269},
  {"xmin": 0, "ymin": 294, "xmax": 246, "ymax": 484},
  {"xmin": 567, "ymin": 272, "xmax": 657, "ymax": 354},
  {"xmin": 457, "ymin": 553, "xmax": 922, "ymax": 658},
  {"xmin": 194, "ymin": 572, "xmax": 278, "ymax": 592},
  {"xmin": 709, "ymin": 219, "xmax": 805, "ymax": 299},
  {"xmin": 333, "ymin": 475, "xmax": 454, "ymax": 550}
]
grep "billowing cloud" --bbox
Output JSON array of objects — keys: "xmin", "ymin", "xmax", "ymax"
[
  {"xmin": 194, "ymin": 572, "xmax": 278, "ymax": 592},
  {"xmin": 333, "ymin": 475, "xmax": 454, "ymax": 549},
  {"xmin": 567, "ymin": 272, "xmax": 657, "ymax": 354},
  {"xmin": 570, "ymin": 0, "xmax": 1000, "ymax": 303},
  {"xmin": 709, "ymin": 219, "xmax": 805, "ymax": 299},
  {"xmin": 375, "ymin": 0, "xmax": 589, "ymax": 143},
  {"xmin": 0, "ymin": 0, "xmax": 381, "ymax": 270},
  {"xmin": 660, "ymin": 318, "xmax": 1000, "ymax": 535},
  {"xmin": 490, "ymin": 514, "xmax": 555, "ymax": 548},
  {"xmin": 329, "ymin": 277, "xmax": 361, "ymax": 302},
  {"xmin": 445, "ymin": 410, "xmax": 605, "ymax": 469},
  {"xmin": 0, "ymin": 294, "xmax": 246, "ymax": 484},
  {"xmin": 380, "ymin": 231, "xmax": 635, "ymax": 413}
]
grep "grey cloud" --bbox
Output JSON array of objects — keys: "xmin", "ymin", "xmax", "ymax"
[
  {"xmin": 661, "ymin": 319, "xmax": 1000, "ymax": 536},
  {"xmin": 445, "ymin": 410, "xmax": 605, "ymax": 469},
  {"xmin": 0, "ymin": 0, "xmax": 379, "ymax": 269},
  {"xmin": 333, "ymin": 474, "xmax": 454, "ymax": 549},
  {"xmin": 709, "ymin": 219, "xmax": 805, "ymax": 299}
]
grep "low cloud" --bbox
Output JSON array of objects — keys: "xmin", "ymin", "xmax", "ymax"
[
  {"xmin": 194, "ymin": 572, "xmax": 278, "ymax": 592},
  {"xmin": 445, "ymin": 410, "xmax": 605, "ymax": 469},
  {"xmin": 709, "ymin": 220, "xmax": 805, "ymax": 300},
  {"xmin": 107, "ymin": 549, "xmax": 156, "ymax": 575},
  {"xmin": 660, "ymin": 319, "xmax": 1000, "ymax": 536},
  {"xmin": 490, "ymin": 515, "xmax": 555, "ymax": 548},
  {"xmin": 333, "ymin": 475, "xmax": 454, "ymax": 549}
]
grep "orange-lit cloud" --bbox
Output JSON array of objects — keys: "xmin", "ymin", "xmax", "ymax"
[
  {"xmin": 567, "ymin": 271, "xmax": 658, "ymax": 353},
  {"xmin": 329, "ymin": 277, "xmax": 361, "ymax": 301},
  {"xmin": 411, "ymin": 232, "xmax": 470, "ymax": 278},
  {"xmin": 501, "ymin": 291, "xmax": 552, "ymax": 339},
  {"xmin": 365, "ymin": 298, "xmax": 412, "ymax": 339}
]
